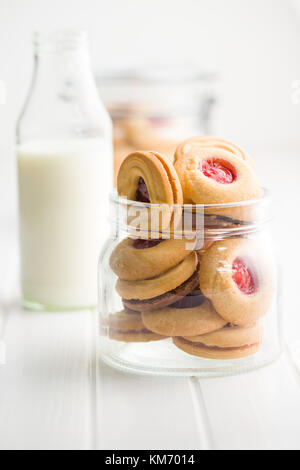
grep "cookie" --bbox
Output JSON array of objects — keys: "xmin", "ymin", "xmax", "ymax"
[
  {"xmin": 123, "ymin": 265, "xmax": 199, "ymax": 312},
  {"xmin": 109, "ymin": 237, "xmax": 195, "ymax": 281},
  {"xmin": 117, "ymin": 252, "xmax": 199, "ymax": 312},
  {"xmin": 118, "ymin": 151, "xmax": 183, "ymax": 205},
  {"xmin": 142, "ymin": 298, "xmax": 227, "ymax": 337},
  {"xmin": 174, "ymin": 136, "xmax": 255, "ymax": 169},
  {"xmin": 199, "ymin": 238, "xmax": 275, "ymax": 325},
  {"xmin": 175, "ymin": 149, "xmax": 260, "ymax": 205},
  {"xmin": 173, "ymin": 336, "xmax": 261, "ymax": 360},
  {"xmin": 184, "ymin": 322, "xmax": 263, "ymax": 347},
  {"xmin": 108, "ymin": 309, "xmax": 167, "ymax": 342},
  {"xmin": 174, "ymin": 149, "xmax": 260, "ymax": 221}
]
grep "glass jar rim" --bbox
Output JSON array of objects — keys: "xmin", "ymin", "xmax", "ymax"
[
  {"xmin": 109, "ymin": 188, "xmax": 272, "ymax": 241},
  {"xmin": 109, "ymin": 187, "xmax": 271, "ymax": 210}
]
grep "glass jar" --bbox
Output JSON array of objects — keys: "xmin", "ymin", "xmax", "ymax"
[
  {"xmin": 96, "ymin": 67, "xmax": 216, "ymax": 185},
  {"xmin": 17, "ymin": 31, "xmax": 113, "ymax": 311},
  {"xmin": 98, "ymin": 191, "xmax": 282, "ymax": 378}
]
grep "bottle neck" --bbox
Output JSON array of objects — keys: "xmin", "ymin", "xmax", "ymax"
[
  {"xmin": 17, "ymin": 31, "xmax": 110, "ymax": 144},
  {"xmin": 33, "ymin": 32, "xmax": 94, "ymax": 88}
]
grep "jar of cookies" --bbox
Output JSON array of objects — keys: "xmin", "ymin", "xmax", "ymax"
[{"xmin": 98, "ymin": 137, "xmax": 282, "ymax": 377}]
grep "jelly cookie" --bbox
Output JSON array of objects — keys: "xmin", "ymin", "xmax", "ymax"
[
  {"xmin": 108, "ymin": 310, "xmax": 167, "ymax": 342},
  {"xmin": 117, "ymin": 151, "xmax": 183, "ymax": 205},
  {"xmin": 175, "ymin": 149, "xmax": 260, "ymax": 221},
  {"xmin": 118, "ymin": 252, "xmax": 199, "ymax": 312},
  {"xmin": 199, "ymin": 238, "xmax": 275, "ymax": 325},
  {"xmin": 173, "ymin": 337, "xmax": 261, "ymax": 360},
  {"xmin": 174, "ymin": 136, "xmax": 255, "ymax": 169},
  {"xmin": 142, "ymin": 298, "xmax": 227, "ymax": 337},
  {"xmin": 110, "ymin": 237, "xmax": 195, "ymax": 281},
  {"xmin": 174, "ymin": 149, "xmax": 260, "ymax": 205}
]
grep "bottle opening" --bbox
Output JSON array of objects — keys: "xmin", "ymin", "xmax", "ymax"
[{"xmin": 33, "ymin": 30, "xmax": 88, "ymax": 53}]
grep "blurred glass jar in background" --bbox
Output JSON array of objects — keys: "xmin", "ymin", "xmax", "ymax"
[
  {"xmin": 96, "ymin": 67, "xmax": 216, "ymax": 184},
  {"xmin": 17, "ymin": 31, "xmax": 113, "ymax": 311}
]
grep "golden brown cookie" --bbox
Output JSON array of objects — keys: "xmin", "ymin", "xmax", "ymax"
[
  {"xmin": 109, "ymin": 237, "xmax": 195, "ymax": 281},
  {"xmin": 174, "ymin": 136, "xmax": 255, "ymax": 169},
  {"xmin": 184, "ymin": 322, "xmax": 263, "ymax": 347},
  {"xmin": 142, "ymin": 299, "xmax": 227, "ymax": 337},
  {"xmin": 108, "ymin": 309, "xmax": 167, "ymax": 342},
  {"xmin": 117, "ymin": 252, "xmax": 199, "ymax": 312},
  {"xmin": 118, "ymin": 151, "xmax": 183, "ymax": 205},
  {"xmin": 117, "ymin": 251, "xmax": 197, "ymax": 300},
  {"xmin": 199, "ymin": 238, "xmax": 275, "ymax": 325},
  {"xmin": 173, "ymin": 336, "xmax": 261, "ymax": 360},
  {"xmin": 174, "ymin": 149, "xmax": 260, "ymax": 205}
]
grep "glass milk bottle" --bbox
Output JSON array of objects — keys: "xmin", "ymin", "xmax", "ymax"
[{"xmin": 16, "ymin": 31, "xmax": 113, "ymax": 311}]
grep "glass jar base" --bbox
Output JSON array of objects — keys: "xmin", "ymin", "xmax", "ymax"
[
  {"xmin": 23, "ymin": 298, "xmax": 96, "ymax": 312},
  {"xmin": 100, "ymin": 337, "xmax": 282, "ymax": 378}
]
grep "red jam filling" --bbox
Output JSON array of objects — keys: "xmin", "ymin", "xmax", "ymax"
[
  {"xmin": 135, "ymin": 177, "xmax": 150, "ymax": 203},
  {"xmin": 201, "ymin": 159, "xmax": 236, "ymax": 184},
  {"xmin": 232, "ymin": 257, "xmax": 257, "ymax": 295},
  {"xmin": 132, "ymin": 239, "xmax": 163, "ymax": 249}
]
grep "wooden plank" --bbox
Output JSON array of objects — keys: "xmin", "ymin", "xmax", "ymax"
[
  {"xmin": 96, "ymin": 360, "xmax": 202, "ymax": 450},
  {"xmin": 0, "ymin": 308, "xmax": 95, "ymax": 450},
  {"xmin": 200, "ymin": 354, "xmax": 300, "ymax": 450}
]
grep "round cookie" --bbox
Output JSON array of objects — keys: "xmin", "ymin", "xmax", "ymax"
[
  {"xmin": 174, "ymin": 135, "xmax": 255, "ymax": 169},
  {"xmin": 174, "ymin": 149, "xmax": 260, "ymax": 205},
  {"xmin": 117, "ymin": 251, "xmax": 197, "ymax": 301},
  {"xmin": 118, "ymin": 151, "xmax": 183, "ymax": 205},
  {"xmin": 173, "ymin": 337, "xmax": 261, "ymax": 360},
  {"xmin": 184, "ymin": 322, "xmax": 263, "ymax": 348},
  {"xmin": 110, "ymin": 237, "xmax": 195, "ymax": 281},
  {"xmin": 142, "ymin": 299, "xmax": 227, "ymax": 337},
  {"xmin": 174, "ymin": 149, "xmax": 260, "ymax": 221},
  {"xmin": 199, "ymin": 238, "xmax": 275, "ymax": 326},
  {"xmin": 118, "ymin": 252, "xmax": 199, "ymax": 312},
  {"xmin": 108, "ymin": 310, "xmax": 167, "ymax": 342}
]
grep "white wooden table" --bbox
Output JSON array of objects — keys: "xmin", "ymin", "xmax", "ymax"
[{"xmin": 1, "ymin": 151, "xmax": 300, "ymax": 450}]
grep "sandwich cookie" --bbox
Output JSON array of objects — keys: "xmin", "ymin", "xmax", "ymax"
[
  {"xmin": 142, "ymin": 298, "xmax": 227, "ymax": 337},
  {"xmin": 174, "ymin": 135, "xmax": 255, "ymax": 169},
  {"xmin": 173, "ymin": 322, "xmax": 262, "ymax": 359},
  {"xmin": 118, "ymin": 151, "xmax": 183, "ymax": 233},
  {"xmin": 199, "ymin": 238, "xmax": 275, "ymax": 325},
  {"xmin": 118, "ymin": 151, "xmax": 183, "ymax": 205},
  {"xmin": 108, "ymin": 309, "xmax": 167, "ymax": 342},
  {"xmin": 117, "ymin": 251, "xmax": 199, "ymax": 312},
  {"xmin": 110, "ymin": 237, "xmax": 195, "ymax": 281}
]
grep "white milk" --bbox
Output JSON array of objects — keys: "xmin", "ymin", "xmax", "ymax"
[{"xmin": 18, "ymin": 138, "xmax": 112, "ymax": 309}]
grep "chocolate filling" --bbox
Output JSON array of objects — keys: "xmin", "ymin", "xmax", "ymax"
[
  {"xmin": 110, "ymin": 328, "xmax": 153, "ymax": 334},
  {"xmin": 132, "ymin": 239, "xmax": 163, "ymax": 250},
  {"xmin": 170, "ymin": 290, "xmax": 205, "ymax": 309},
  {"xmin": 123, "ymin": 267, "xmax": 199, "ymax": 312},
  {"xmin": 204, "ymin": 214, "xmax": 249, "ymax": 228},
  {"xmin": 135, "ymin": 177, "xmax": 150, "ymax": 203}
]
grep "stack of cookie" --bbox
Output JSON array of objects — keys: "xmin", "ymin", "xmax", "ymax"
[{"xmin": 107, "ymin": 136, "xmax": 274, "ymax": 360}]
